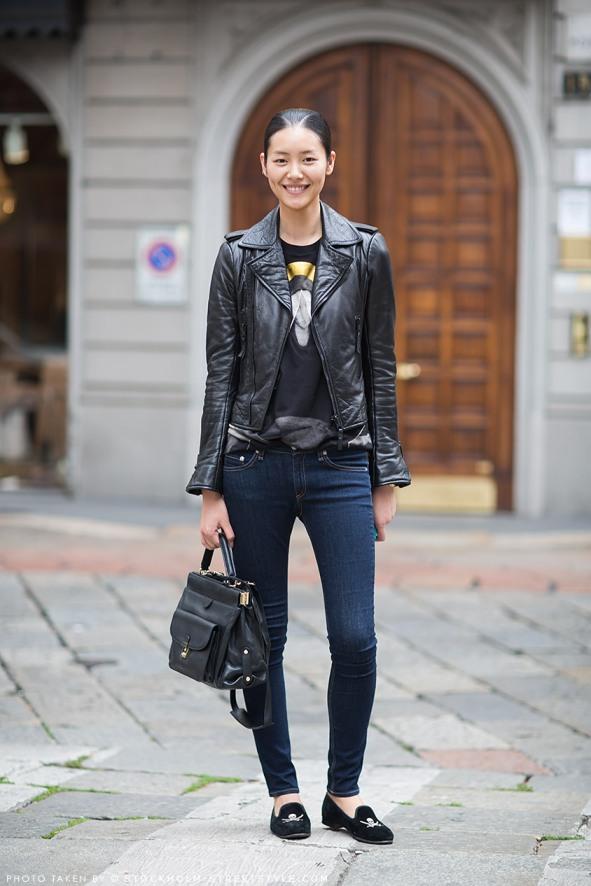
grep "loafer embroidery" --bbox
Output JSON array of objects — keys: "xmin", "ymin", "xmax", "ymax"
[
  {"xmin": 281, "ymin": 812, "xmax": 304, "ymax": 823},
  {"xmin": 360, "ymin": 816, "xmax": 381, "ymax": 828}
]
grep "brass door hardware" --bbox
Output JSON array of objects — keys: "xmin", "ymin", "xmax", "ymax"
[{"xmin": 398, "ymin": 362, "xmax": 422, "ymax": 380}]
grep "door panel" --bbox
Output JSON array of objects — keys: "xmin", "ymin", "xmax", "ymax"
[
  {"xmin": 231, "ymin": 45, "xmax": 371, "ymax": 224},
  {"xmin": 230, "ymin": 43, "xmax": 517, "ymax": 510}
]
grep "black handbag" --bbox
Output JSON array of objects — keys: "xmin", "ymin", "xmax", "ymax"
[{"xmin": 168, "ymin": 529, "xmax": 273, "ymax": 730}]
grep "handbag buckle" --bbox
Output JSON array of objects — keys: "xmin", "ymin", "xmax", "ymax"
[
  {"xmin": 239, "ymin": 591, "xmax": 250, "ymax": 606},
  {"xmin": 181, "ymin": 639, "xmax": 190, "ymax": 658}
]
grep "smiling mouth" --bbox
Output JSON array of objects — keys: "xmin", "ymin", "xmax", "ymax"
[{"xmin": 283, "ymin": 184, "xmax": 309, "ymax": 193}]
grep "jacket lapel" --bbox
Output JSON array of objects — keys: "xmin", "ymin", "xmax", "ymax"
[{"xmin": 239, "ymin": 200, "xmax": 362, "ymax": 315}]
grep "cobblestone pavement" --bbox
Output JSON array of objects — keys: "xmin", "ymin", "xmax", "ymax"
[{"xmin": 0, "ymin": 491, "xmax": 590, "ymax": 885}]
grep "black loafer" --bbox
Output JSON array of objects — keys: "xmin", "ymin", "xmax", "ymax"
[
  {"xmin": 270, "ymin": 801, "xmax": 311, "ymax": 839},
  {"xmin": 321, "ymin": 793, "xmax": 393, "ymax": 844}
]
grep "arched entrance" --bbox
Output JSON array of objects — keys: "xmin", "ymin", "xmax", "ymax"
[
  {"xmin": 0, "ymin": 62, "xmax": 68, "ymax": 489},
  {"xmin": 230, "ymin": 44, "xmax": 518, "ymax": 512}
]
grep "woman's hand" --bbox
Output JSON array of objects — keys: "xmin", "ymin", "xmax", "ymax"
[
  {"xmin": 200, "ymin": 490, "xmax": 235, "ymax": 550},
  {"xmin": 372, "ymin": 485, "xmax": 397, "ymax": 542}
]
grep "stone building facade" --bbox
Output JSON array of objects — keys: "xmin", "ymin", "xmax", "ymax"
[{"xmin": 0, "ymin": 0, "xmax": 589, "ymax": 516}]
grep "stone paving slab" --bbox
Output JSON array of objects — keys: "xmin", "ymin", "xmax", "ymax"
[
  {"xmin": 78, "ymin": 742, "xmax": 266, "ymax": 780},
  {"xmin": 59, "ymin": 768, "xmax": 198, "ymax": 796},
  {"xmin": 429, "ymin": 690, "xmax": 547, "ymax": 722},
  {"xmin": 1, "ymin": 836, "xmax": 150, "ymax": 882},
  {"xmin": 373, "ymin": 712, "xmax": 511, "ymax": 750},
  {"xmin": 387, "ymin": 827, "xmax": 555, "ymax": 857},
  {"xmin": 1, "ymin": 809, "xmax": 89, "ymax": 838},
  {"xmin": 529, "ymin": 774, "xmax": 591, "ymax": 795},
  {"xmin": 0, "ymin": 785, "xmax": 47, "ymax": 813},
  {"xmin": 410, "ymin": 784, "xmax": 590, "ymax": 813},
  {"xmin": 0, "ymin": 508, "xmax": 590, "ymax": 886},
  {"xmin": 489, "ymin": 675, "xmax": 591, "ymax": 736},
  {"xmin": 341, "ymin": 846, "xmax": 548, "ymax": 886},
  {"xmin": 386, "ymin": 804, "xmax": 580, "ymax": 838},
  {"xmin": 408, "ymin": 589, "xmax": 574, "ymax": 652},
  {"xmin": 52, "ymin": 818, "xmax": 183, "ymax": 840},
  {"xmin": 490, "ymin": 593, "xmax": 591, "ymax": 649},
  {"xmin": 430, "ymin": 768, "xmax": 526, "ymax": 788},
  {"xmin": 10, "ymin": 789, "xmax": 207, "ymax": 820},
  {"xmin": 419, "ymin": 749, "xmax": 552, "ymax": 774},
  {"xmin": 11, "ymin": 764, "xmax": 89, "ymax": 788},
  {"xmin": 82, "ymin": 765, "xmax": 438, "ymax": 886},
  {"xmin": 537, "ymin": 838, "xmax": 591, "ymax": 885},
  {"xmin": 0, "ymin": 695, "xmax": 52, "ymax": 746},
  {"xmin": 0, "ymin": 743, "xmax": 109, "ymax": 779}
]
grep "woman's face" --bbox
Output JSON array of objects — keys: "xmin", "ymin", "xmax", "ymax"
[{"xmin": 260, "ymin": 125, "xmax": 335, "ymax": 212}]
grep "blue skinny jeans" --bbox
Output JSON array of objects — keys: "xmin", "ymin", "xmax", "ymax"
[{"xmin": 221, "ymin": 441, "xmax": 377, "ymax": 798}]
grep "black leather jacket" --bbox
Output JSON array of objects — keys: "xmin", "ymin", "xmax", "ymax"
[{"xmin": 186, "ymin": 199, "xmax": 411, "ymax": 495}]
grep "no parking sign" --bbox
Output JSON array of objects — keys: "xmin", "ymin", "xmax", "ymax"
[{"xmin": 136, "ymin": 225, "xmax": 190, "ymax": 304}]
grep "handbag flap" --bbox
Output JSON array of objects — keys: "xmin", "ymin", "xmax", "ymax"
[
  {"xmin": 170, "ymin": 608, "xmax": 217, "ymax": 650},
  {"xmin": 186, "ymin": 571, "xmax": 247, "ymax": 607}
]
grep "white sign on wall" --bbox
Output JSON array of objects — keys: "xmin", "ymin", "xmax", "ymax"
[
  {"xmin": 565, "ymin": 14, "xmax": 591, "ymax": 60},
  {"xmin": 574, "ymin": 150, "xmax": 591, "ymax": 185},
  {"xmin": 558, "ymin": 189, "xmax": 591, "ymax": 236},
  {"xmin": 136, "ymin": 225, "xmax": 190, "ymax": 304}
]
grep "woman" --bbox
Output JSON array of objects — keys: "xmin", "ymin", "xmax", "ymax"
[{"xmin": 186, "ymin": 108, "xmax": 411, "ymax": 844}]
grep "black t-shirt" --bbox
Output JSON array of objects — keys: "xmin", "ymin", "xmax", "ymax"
[
  {"xmin": 254, "ymin": 237, "xmax": 335, "ymax": 448},
  {"xmin": 225, "ymin": 237, "xmax": 372, "ymax": 452}
]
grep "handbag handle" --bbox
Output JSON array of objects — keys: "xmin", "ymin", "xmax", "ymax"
[{"xmin": 200, "ymin": 528, "xmax": 236, "ymax": 577}]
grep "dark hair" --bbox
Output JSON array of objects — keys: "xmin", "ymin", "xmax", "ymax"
[{"xmin": 263, "ymin": 108, "xmax": 332, "ymax": 160}]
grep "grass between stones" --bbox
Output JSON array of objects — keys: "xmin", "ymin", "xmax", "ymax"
[
  {"xmin": 182, "ymin": 774, "xmax": 243, "ymax": 794},
  {"xmin": 42, "ymin": 817, "xmax": 88, "ymax": 839},
  {"xmin": 41, "ymin": 815, "xmax": 172, "ymax": 840},
  {"xmin": 493, "ymin": 782, "xmax": 534, "ymax": 792},
  {"xmin": 538, "ymin": 834, "xmax": 585, "ymax": 842},
  {"xmin": 40, "ymin": 722, "xmax": 57, "ymax": 741},
  {"xmin": 61, "ymin": 754, "xmax": 93, "ymax": 769},
  {"xmin": 16, "ymin": 785, "xmax": 118, "ymax": 810}
]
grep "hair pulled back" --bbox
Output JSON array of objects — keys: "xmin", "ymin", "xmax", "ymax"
[{"xmin": 263, "ymin": 108, "xmax": 332, "ymax": 159}]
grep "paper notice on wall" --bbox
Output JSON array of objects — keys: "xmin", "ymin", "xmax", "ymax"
[
  {"xmin": 574, "ymin": 150, "xmax": 591, "ymax": 185},
  {"xmin": 558, "ymin": 189, "xmax": 591, "ymax": 236},
  {"xmin": 136, "ymin": 225, "xmax": 190, "ymax": 304},
  {"xmin": 565, "ymin": 13, "xmax": 591, "ymax": 60}
]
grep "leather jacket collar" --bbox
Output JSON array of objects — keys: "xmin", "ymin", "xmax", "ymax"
[
  {"xmin": 238, "ymin": 199, "xmax": 362, "ymax": 248},
  {"xmin": 237, "ymin": 200, "xmax": 363, "ymax": 316}
]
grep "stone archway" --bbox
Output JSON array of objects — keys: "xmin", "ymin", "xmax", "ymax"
[
  {"xmin": 189, "ymin": 4, "xmax": 550, "ymax": 517},
  {"xmin": 230, "ymin": 43, "xmax": 518, "ymax": 512}
]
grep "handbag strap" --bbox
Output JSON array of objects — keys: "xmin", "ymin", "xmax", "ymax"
[
  {"xmin": 229, "ymin": 681, "xmax": 273, "ymax": 730},
  {"xmin": 200, "ymin": 529, "xmax": 236, "ymax": 577}
]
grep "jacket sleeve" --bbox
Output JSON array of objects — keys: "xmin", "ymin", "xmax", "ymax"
[
  {"xmin": 186, "ymin": 240, "xmax": 239, "ymax": 496},
  {"xmin": 362, "ymin": 231, "xmax": 411, "ymax": 488}
]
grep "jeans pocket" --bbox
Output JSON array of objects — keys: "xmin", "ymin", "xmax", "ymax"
[
  {"xmin": 319, "ymin": 449, "xmax": 369, "ymax": 472},
  {"xmin": 223, "ymin": 449, "xmax": 259, "ymax": 471}
]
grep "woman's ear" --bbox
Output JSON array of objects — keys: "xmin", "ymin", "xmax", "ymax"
[
  {"xmin": 260, "ymin": 152, "xmax": 267, "ymax": 178},
  {"xmin": 326, "ymin": 150, "xmax": 336, "ymax": 176}
]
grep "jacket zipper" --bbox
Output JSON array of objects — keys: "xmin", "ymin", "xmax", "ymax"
[
  {"xmin": 245, "ymin": 260, "xmax": 357, "ymax": 439},
  {"xmin": 237, "ymin": 261, "xmax": 248, "ymax": 359},
  {"xmin": 247, "ymin": 270, "xmax": 256, "ymax": 423},
  {"xmin": 251, "ymin": 318, "xmax": 292, "ymax": 430},
  {"xmin": 355, "ymin": 314, "xmax": 361, "ymax": 353},
  {"xmin": 238, "ymin": 309, "xmax": 247, "ymax": 359},
  {"xmin": 310, "ymin": 319, "xmax": 346, "ymax": 449}
]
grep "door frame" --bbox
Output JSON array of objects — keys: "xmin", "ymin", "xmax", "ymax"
[{"xmin": 188, "ymin": 2, "xmax": 551, "ymax": 518}]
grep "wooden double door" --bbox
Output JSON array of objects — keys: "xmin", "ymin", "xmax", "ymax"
[{"xmin": 231, "ymin": 44, "xmax": 518, "ymax": 511}]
